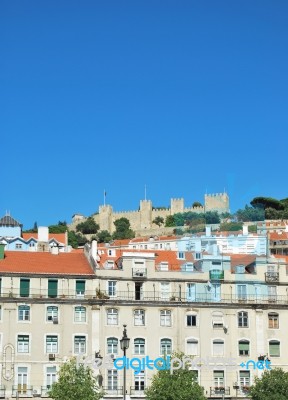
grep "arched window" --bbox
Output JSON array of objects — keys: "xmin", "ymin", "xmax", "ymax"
[
  {"xmin": 160, "ymin": 338, "xmax": 172, "ymax": 355},
  {"xmin": 269, "ymin": 340, "xmax": 280, "ymax": 357},
  {"xmin": 239, "ymin": 340, "xmax": 250, "ymax": 356},
  {"xmin": 238, "ymin": 311, "xmax": 248, "ymax": 328},
  {"xmin": 134, "ymin": 338, "xmax": 145, "ymax": 355},
  {"xmin": 186, "ymin": 339, "xmax": 198, "ymax": 356},
  {"xmin": 213, "ymin": 339, "xmax": 224, "ymax": 356},
  {"xmin": 107, "ymin": 337, "xmax": 118, "ymax": 354},
  {"xmin": 268, "ymin": 312, "xmax": 279, "ymax": 329}
]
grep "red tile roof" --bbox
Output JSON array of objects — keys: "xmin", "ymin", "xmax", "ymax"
[
  {"xmin": 0, "ymin": 251, "xmax": 94, "ymax": 275},
  {"xmin": 22, "ymin": 233, "xmax": 67, "ymax": 244},
  {"xmin": 269, "ymin": 232, "xmax": 288, "ymax": 240}
]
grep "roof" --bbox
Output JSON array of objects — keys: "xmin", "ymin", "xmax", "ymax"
[
  {"xmin": 0, "ymin": 251, "xmax": 94, "ymax": 276},
  {"xmin": 0, "ymin": 214, "xmax": 22, "ymax": 227},
  {"xmin": 22, "ymin": 232, "xmax": 67, "ymax": 245},
  {"xmin": 269, "ymin": 232, "xmax": 288, "ymax": 240}
]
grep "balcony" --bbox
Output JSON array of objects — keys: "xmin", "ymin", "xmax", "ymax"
[
  {"xmin": 209, "ymin": 270, "xmax": 224, "ymax": 281},
  {"xmin": 265, "ymin": 272, "xmax": 279, "ymax": 283},
  {"xmin": 12, "ymin": 385, "xmax": 33, "ymax": 397},
  {"xmin": 130, "ymin": 386, "xmax": 146, "ymax": 396},
  {"xmin": 102, "ymin": 386, "xmax": 123, "ymax": 396},
  {"xmin": 210, "ymin": 386, "xmax": 230, "ymax": 396},
  {"xmin": 132, "ymin": 268, "xmax": 147, "ymax": 278}
]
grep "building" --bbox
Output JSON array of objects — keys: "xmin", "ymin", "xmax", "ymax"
[{"xmin": 0, "ymin": 236, "xmax": 287, "ymax": 400}]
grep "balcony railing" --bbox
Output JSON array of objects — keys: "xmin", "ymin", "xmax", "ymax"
[
  {"xmin": 132, "ymin": 268, "xmax": 147, "ymax": 278},
  {"xmin": 265, "ymin": 272, "xmax": 279, "ymax": 282},
  {"xmin": 12, "ymin": 385, "xmax": 33, "ymax": 397},
  {"xmin": 1, "ymin": 290, "xmax": 288, "ymax": 305},
  {"xmin": 0, "ymin": 385, "xmax": 5, "ymax": 398},
  {"xmin": 210, "ymin": 386, "xmax": 230, "ymax": 396},
  {"xmin": 102, "ymin": 386, "xmax": 123, "ymax": 395},
  {"xmin": 130, "ymin": 386, "xmax": 146, "ymax": 395}
]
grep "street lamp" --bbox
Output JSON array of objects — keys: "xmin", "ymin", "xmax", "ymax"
[{"xmin": 120, "ymin": 325, "xmax": 130, "ymax": 400}]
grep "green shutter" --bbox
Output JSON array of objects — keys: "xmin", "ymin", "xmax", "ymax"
[
  {"xmin": 48, "ymin": 280, "xmax": 58, "ymax": 298},
  {"xmin": 214, "ymin": 371, "xmax": 224, "ymax": 378},
  {"xmin": 76, "ymin": 280, "xmax": 85, "ymax": 294},
  {"xmin": 0, "ymin": 278, "xmax": 2, "ymax": 296},
  {"xmin": 20, "ymin": 279, "xmax": 30, "ymax": 297},
  {"xmin": 239, "ymin": 341, "xmax": 249, "ymax": 351},
  {"xmin": 269, "ymin": 341, "xmax": 280, "ymax": 356}
]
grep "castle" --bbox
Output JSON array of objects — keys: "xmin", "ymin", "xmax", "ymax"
[{"xmin": 72, "ymin": 193, "xmax": 229, "ymax": 235}]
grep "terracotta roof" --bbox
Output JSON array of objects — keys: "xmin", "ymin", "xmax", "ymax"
[
  {"xmin": 269, "ymin": 232, "xmax": 288, "ymax": 240},
  {"xmin": 22, "ymin": 232, "xmax": 67, "ymax": 244},
  {"xmin": 228, "ymin": 254, "xmax": 256, "ymax": 267},
  {"xmin": 0, "ymin": 251, "xmax": 94, "ymax": 275}
]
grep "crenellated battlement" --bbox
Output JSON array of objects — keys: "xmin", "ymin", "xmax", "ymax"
[{"xmin": 72, "ymin": 193, "xmax": 229, "ymax": 234}]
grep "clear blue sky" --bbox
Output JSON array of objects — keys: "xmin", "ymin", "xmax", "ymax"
[{"xmin": 1, "ymin": 1, "xmax": 288, "ymax": 229}]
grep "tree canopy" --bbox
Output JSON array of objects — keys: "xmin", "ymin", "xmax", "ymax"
[
  {"xmin": 76, "ymin": 217, "xmax": 100, "ymax": 235},
  {"xmin": 112, "ymin": 217, "xmax": 135, "ymax": 239},
  {"xmin": 48, "ymin": 358, "xmax": 104, "ymax": 400},
  {"xmin": 153, "ymin": 216, "xmax": 164, "ymax": 227},
  {"xmin": 249, "ymin": 368, "xmax": 288, "ymax": 400},
  {"xmin": 145, "ymin": 353, "xmax": 206, "ymax": 400}
]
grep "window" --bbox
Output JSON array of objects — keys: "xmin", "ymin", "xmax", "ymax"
[
  {"xmin": 46, "ymin": 366, "xmax": 57, "ymax": 390},
  {"xmin": 212, "ymin": 311, "xmax": 224, "ymax": 328},
  {"xmin": 16, "ymin": 243, "xmax": 22, "ymax": 249},
  {"xmin": 213, "ymin": 370, "xmax": 224, "ymax": 387},
  {"xmin": 74, "ymin": 336, "xmax": 86, "ymax": 354},
  {"xmin": 160, "ymin": 310, "xmax": 171, "ymax": 327},
  {"xmin": 46, "ymin": 336, "xmax": 58, "ymax": 353},
  {"xmin": 159, "ymin": 262, "xmax": 168, "ymax": 271},
  {"xmin": 269, "ymin": 340, "xmax": 280, "ymax": 357},
  {"xmin": 18, "ymin": 305, "xmax": 30, "ymax": 321},
  {"xmin": 178, "ymin": 252, "xmax": 185, "ymax": 259},
  {"xmin": 186, "ymin": 339, "xmax": 198, "ymax": 356},
  {"xmin": 160, "ymin": 338, "xmax": 172, "ymax": 355},
  {"xmin": 238, "ymin": 311, "xmax": 248, "ymax": 328},
  {"xmin": 134, "ymin": 370, "xmax": 145, "ymax": 392},
  {"xmin": 213, "ymin": 339, "xmax": 224, "ymax": 356},
  {"xmin": 160, "ymin": 282, "xmax": 170, "ymax": 300},
  {"xmin": 47, "ymin": 306, "xmax": 58, "ymax": 322},
  {"xmin": 108, "ymin": 281, "xmax": 116, "ymax": 297},
  {"xmin": 20, "ymin": 278, "xmax": 30, "ymax": 297},
  {"xmin": 239, "ymin": 371, "xmax": 250, "ymax": 389},
  {"xmin": 17, "ymin": 367, "xmax": 28, "ymax": 394},
  {"xmin": 237, "ymin": 284, "xmax": 247, "ymax": 300},
  {"xmin": 134, "ymin": 338, "xmax": 145, "ymax": 355},
  {"xmin": 74, "ymin": 306, "xmax": 86, "ymax": 323},
  {"xmin": 268, "ymin": 286, "xmax": 277, "ymax": 301},
  {"xmin": 239, "ymin": 340, "xmax": 250, "ymax": 356},
  {"xmin": 107, "ymin": 338, "xmax": 118, "ymax": 355},
  {"xmin": 268, "ymin": 313, "xmax": 279, "ymax": 329},
  {"xmin": 235, "ymin": 265, "xmax": 245, "ymax": 274},
  {"xmin": 76, "ymin": 280, "xmax": 85, "ymax": 297},
  {"xmin": 134, "ymin": 309, "xmax": 145, "ymax": 326},
  {"xmin": 186, "ymin": 283, "xmax": 196, "ymax": 301},
  {"xmin": 48, "ymin": 280, "xmax": 58, "ymax": 298},
  {"xmin": 17, "ymin": 335, "xmax": 29, "ymax": 353},
  {"xmin": 187, "ymin": 314, "xmax": 197, "ymax": 327},
  {"xmin": 107, "ymin": 308, "xmax": 118, "ymax": 325},
  {"xmin": 107, "ymin": 370, "xmax": 118, "ymax": 391}
]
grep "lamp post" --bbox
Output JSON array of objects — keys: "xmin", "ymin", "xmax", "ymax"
[{"xmin": 120, "ymin": 325, "xmax": 130, "ymax": 400}]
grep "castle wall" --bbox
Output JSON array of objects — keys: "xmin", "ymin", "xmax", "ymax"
[{"xmin": 70, "ymin": 193, "xmax": 230, "ymax": 235}]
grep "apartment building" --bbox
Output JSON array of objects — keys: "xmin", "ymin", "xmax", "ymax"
[{"xmin": 0, "ymin": 238, "xmax": 287, "ymax": 400}]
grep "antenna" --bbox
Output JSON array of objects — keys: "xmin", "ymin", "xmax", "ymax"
[
  {"xmin": 144, "ymin": 184, "xmax": 147, "ymax": 201},
  {"xmin": 104, "ymin": 190, "xmax": 106, "ymax": 206}
]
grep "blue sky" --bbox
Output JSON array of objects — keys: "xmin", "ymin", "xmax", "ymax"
[{"xmin": 1, "ymin": 1, "xmax": 288, "ymax": 229}]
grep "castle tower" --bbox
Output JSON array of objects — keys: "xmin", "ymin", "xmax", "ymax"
[
  {"xmin": 205, "ymin": 193, "xmax": 230, "ymax": 214},
  {"xmin": 170, "ymin": 198, "xmax": 184, "ymax": 215},
  {"xmin": 99, "ymin": 205, "xmax": 113, "ymax": 233},
  {"xmin": 140, "ymin": 200, "xmax": 152, "ymax": 230}
]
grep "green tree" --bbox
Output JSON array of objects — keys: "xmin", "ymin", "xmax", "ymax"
[
  {"xmin": 49, "ymin": 224, "xmax": 67, "ymax": 233},
  {"xmin": 192, "ymin": 201, "xmax": 202, "ymax": 208},
  {"xmin": 145, "ymin": 352, "xmax": 206, "ymax": 400},
  {"xmin": 68, "ymin": 231, "xmax": 88, "ymax": 248},
  {"xmin": 165, "ymin": 215, "xmax": 176, "ymax": 227},
  {"xmin": 48, "ymin": 357, "xmax": 104, "ymax": 400},
  {"xmin": 220, "ymin": 222, "xmax": 243, "ymax": 231},
  {"xmin": 76, "ymin": 217, "xmax": 100, "ymax": 235},
  {"xmin": 113, "ymin": 218, "xmax": 134, "ymax": 240},
  {"xmin": 153, "ymin": 216, "xmax": 164, "ymax": 227},
  {"xmin": 250, "ymin": 197, "xmax": 284, "ymax": 211},
  {"xmin": 235, "ymin": 205, "xmax": 265, "ymax": 222},
  {"xmin": 97, "ymin": 230, "xmax": 113, "ymax": 243},
  {"xmin": 249, "ymin": 368, "xmax": 288, "ymax": 400}
]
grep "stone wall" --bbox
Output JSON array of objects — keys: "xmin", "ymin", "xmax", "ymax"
[{"xmin": 69, "ymin": 193, "xmax": 229, "ymax": 235}]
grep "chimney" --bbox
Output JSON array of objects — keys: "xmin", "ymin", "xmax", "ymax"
[
  {"xmin": 243, "ymin": 225, "xmax": 248, "ymax": 235},
  {"xmin": 91, "ymin": 240, "xmax": 98, "ymax": 260},
  {"xmin": 206, "ymin": 226, "xmax": 211, "ymax": 237},
  {"xmin": 51, "ymin": 245, "xmax": 59, "ymax": 255},
  {"xmin": 38, "ymin": 226, "xmax": 49, "ymax": 242}
]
